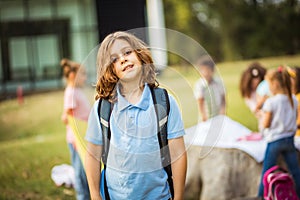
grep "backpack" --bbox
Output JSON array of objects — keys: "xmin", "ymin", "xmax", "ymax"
[
  {"xmin": 97, "ymin": 87, "xmax": 174, "ymax": 200},
  {"xmin": 263, "ymin": 165, "xmax": 299, "ymax": 200}
]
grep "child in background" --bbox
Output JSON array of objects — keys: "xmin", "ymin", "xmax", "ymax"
[
  {"xmin": 61, "ymin": 58, "xmax": 90, "ymax": 200},
  {"xmin": 257, "ymin": 66, "xmax": 300, "ymax": 198},
  {"xmin": 289, "ymin": 66, "xmax": 300, "ymax": 150},
  {"xmin": 240, "ymin": 62, "xmax": 267, "ymax": 113},
  {"xmin": 85, "ymin": 31, "xmax": 187, "ymax": 200},
  {"xmin": 240, "ymin": 62, "xmax": 268, "ymax": 131},
  {"xmin": 193, "ymin": 59, "xmax": 226, "ymax": 121}
]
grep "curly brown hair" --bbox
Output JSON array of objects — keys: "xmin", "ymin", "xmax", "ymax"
[
  {"xmin": 95, "ymin": 31, "xmax": 158, "ymax": 101},
  {"xmin": 240, "ymin": 62, "xmax": 266, "ymax": 98}
]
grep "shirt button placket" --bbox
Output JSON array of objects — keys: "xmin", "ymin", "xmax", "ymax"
[{"xmin": 127, "ymin": 107, "xmax": 135, "ymax": 130}]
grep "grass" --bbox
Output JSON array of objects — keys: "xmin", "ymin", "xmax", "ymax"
[
  {"xmin": 0, "ymin": 91, "xmax": 76, "ymax": 199},
  {"xmin": 1, "ymin": 54, "xmax": 300, "ymax": 199}
]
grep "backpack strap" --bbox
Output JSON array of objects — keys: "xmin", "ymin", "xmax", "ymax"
[
  {"xmin": 150, "ymin": 87, "xmax": 174, "ymax": 199},
  {"xmin": 98, "ymin": 98, "xmax": 112, "ymax": 164},
  {"xmin": 98, "ymin": 98, "xmax": 112, "ymax": 200}
]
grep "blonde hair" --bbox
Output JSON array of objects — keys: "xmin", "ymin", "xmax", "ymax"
[
  {"xmin": 60, "ymin": 58, "xmax": 80, "ymax": 78},
  {"xmin": 95, "ymin": 31, "xmax": 158, "ymax": 101},
  {"xmin": 265, "ymin": 66, "xmax": 294, "ymax": 108}
]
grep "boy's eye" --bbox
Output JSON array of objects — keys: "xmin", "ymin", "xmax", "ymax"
[
  {"xmin": 111, "ymin": 57, "xmax": 118, "ymax": 64},
  {"xmin": 124, "ymin": 49, "xmax": 132, "ymax": 56}
]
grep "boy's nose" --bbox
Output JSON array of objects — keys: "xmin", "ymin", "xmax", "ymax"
[{"xmin": 120, "ymin": 56, "xmax": 127, "ymax": 65}]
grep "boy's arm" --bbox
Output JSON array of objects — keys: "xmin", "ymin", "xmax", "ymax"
[
  {"xmin": 85, "ymin": 142, "xmax": 102, "ymax": 200},
  {"xmin": 169, "ymin": 136, "xmax": 187, "ymax": 200},
  {"xmin": 198, "ymin": 98, "xmax": 207, "ymax": 121}
]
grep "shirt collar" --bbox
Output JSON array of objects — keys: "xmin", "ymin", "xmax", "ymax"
[{"xmin": 116, "ymin": 83, "xmax": 151, "ymax": 111}]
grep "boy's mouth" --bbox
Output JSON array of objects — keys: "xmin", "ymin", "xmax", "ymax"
[{"xmin": 123, "ymin": 64, "xmax": 134, "ymax": 71}]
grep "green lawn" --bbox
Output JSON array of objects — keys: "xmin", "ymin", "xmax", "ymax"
[
  {"xmin": 0, "ymin": 54, "xmax": 300, "ymax": 199},
  {"xmin": 0, "ymin": 91, "xmax": 75, "ymax": 199}
]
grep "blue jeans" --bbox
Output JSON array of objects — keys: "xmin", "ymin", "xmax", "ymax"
[
  {"xmin": 68, "ymin": 143, "xmax": 90, "ymax": 200},
  {"xmin": 258, "ymin": 136, "xmax": 300, "ymax": 197}
]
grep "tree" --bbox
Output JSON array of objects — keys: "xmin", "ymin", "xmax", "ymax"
[{"xmin": 163, "ymin": 0, "xmax": 300, "ymax": 63}]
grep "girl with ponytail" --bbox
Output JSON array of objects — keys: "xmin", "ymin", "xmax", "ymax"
[
  {"xmin": 61, "ymin": 58, "xmax": 91, "ymax": 199},
  {"xmin": 257, "ymin": 66, "xmax": 300, "ymax": 198}
]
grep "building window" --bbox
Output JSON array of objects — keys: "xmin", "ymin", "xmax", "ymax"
[{"xmin": 0, "ymin": 0, "xmax": 98, "ymax": 98}]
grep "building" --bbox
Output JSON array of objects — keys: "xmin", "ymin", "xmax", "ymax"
[{"xmin": 0, "ymin": 0, "xmax": 166, "ymax": 99}]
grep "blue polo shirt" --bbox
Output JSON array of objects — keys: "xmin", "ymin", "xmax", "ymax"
[{"xmin": 85, "ymin": 84, "xmax": 185, "ymax": 200}]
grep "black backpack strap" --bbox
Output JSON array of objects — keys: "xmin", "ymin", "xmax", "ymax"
[
  {"xmin": 97, "ymin": 98, "xmax": 112, "ymax": 200},
  {"xmin": 150, "ymin": 87, "xmax": 174, "ymax": 198}
]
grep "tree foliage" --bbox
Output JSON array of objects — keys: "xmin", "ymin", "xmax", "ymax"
[{"xmin": 163, "ymin": 0, "xmax": 300, "ymax": 63}]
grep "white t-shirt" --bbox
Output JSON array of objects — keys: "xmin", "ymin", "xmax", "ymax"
[
  {"xmin": 194, "ymin": 78, "xmax": 225, "ymax": 118},
  {"xmin": 262, "ymin": 94, "xmax": 298, "ymax": 142}
]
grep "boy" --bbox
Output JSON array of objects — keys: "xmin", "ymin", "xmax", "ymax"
[{"xmin": 194, "ymin": 59, "xmax": 226, "ymax": 121}]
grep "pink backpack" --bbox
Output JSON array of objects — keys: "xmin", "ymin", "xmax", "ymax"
[{"xmin": 263, "ymin": 165, "xmax": 299, "ymax": 200}]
